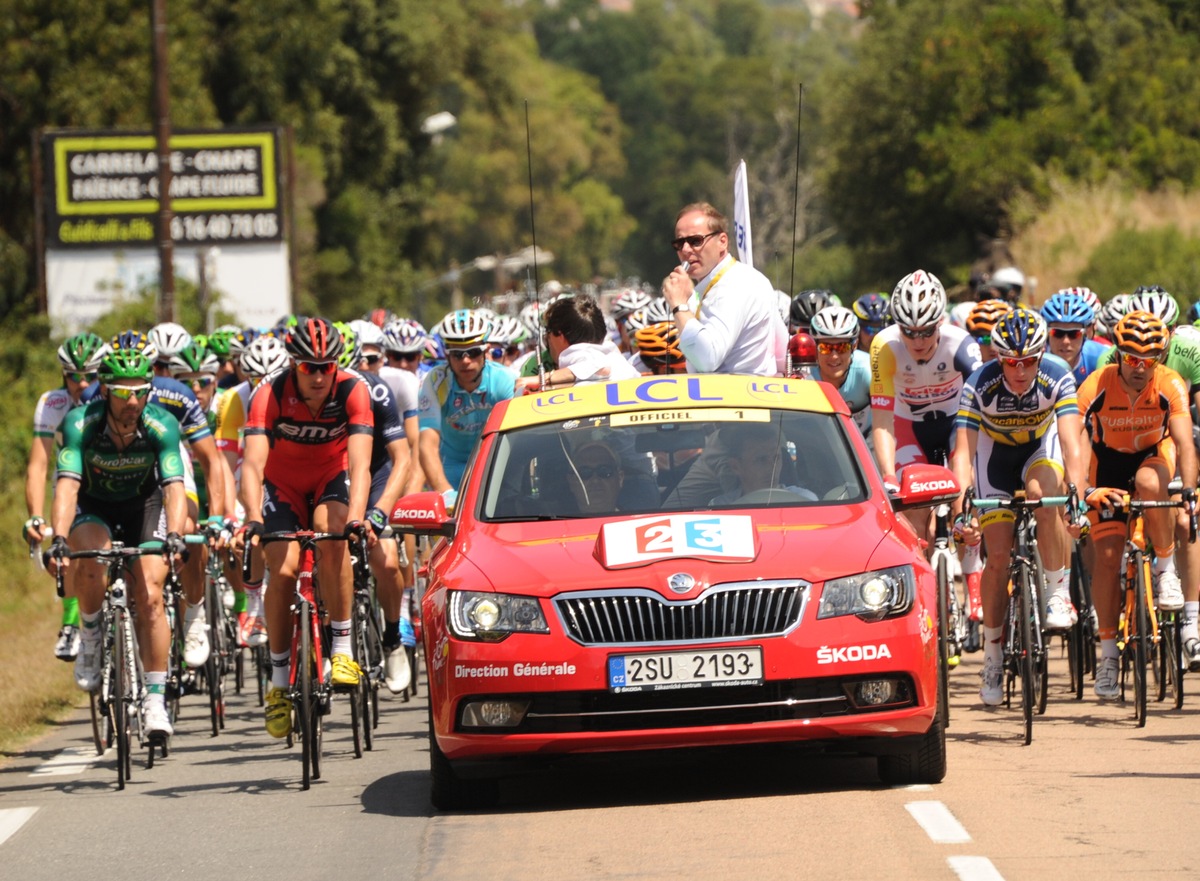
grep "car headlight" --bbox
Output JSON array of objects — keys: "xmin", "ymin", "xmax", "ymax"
[
  {"xmin": 448, "ymin": 591, "xmax": 550, "ymax": 642},
  {"xmin": 816, "ymin": 566, "xmax": 914, "ymax": 622}
]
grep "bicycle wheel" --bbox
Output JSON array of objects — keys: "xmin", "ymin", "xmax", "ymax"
[
  {"xmin": 204, "ymin": 574, "xmax": 225, "ymax": 736},
  {"xmin": 298, "ymin": 598, "xmax": 314, "ymax": 790},
  {"xmin": 309, "ymin": 603, "xmax": 325, "ymax": 783},
  {"xmin": 1016, "ymin": 562, "xmax": 1037, "ymax": 745},
  {"xmin": 1166, "ymin": 611, "xmax": 1185, "ymax": 709},
  {"xmin": 934, "ymin": 552, "xmax": 952, "ymax": 728},
  {"xmin": 1133, "ymin": 551, "xmax": 1150, "ymax": 727},
  {"xmin": 349, "ymin": 609, "xmax": 365, "ymax": 759},
  {"xmin": 1066, "ymin": 544, "xmax": 1092, "ymax": 700},
  {"xmin": 113, "ymin": 607, "xmax": 133, "ymax": 789}
]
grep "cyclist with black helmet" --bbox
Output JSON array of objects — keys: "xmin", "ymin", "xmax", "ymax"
[
  {"xmin": 47, "ymin": 347, "xmax": 189, "ymax": 741},
  {"xmin": 1077, "ymin": 311, "xmax": 1200, "ymax": 694},
  {"xmin": 25, "ymin": 332, "xmax": 109, "ymax": 661},
  {"xmin": 239, "ymin": 317, "xmax": 376, "ymax": 737},
  {"xmin": 951, "ymin": 308, "xmax": 1089, "ymax": 706},
  {"xmin": 417, "ymin": 310, "xmax": 515, "ymax": 501},
  {"xmin": 852, "ymin": 293, "xmax": 891, "ymax": 353},
  {"xmin": 789, "ymin": 289, "xmax": 836, "ymax": 334},
  {"xmin": 1042, "ymin": 288, "xmax": 1106, "ymax": 384}
]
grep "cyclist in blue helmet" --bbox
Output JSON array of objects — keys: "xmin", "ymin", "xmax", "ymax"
[
  {"xmin": 1041, "ymin": 288, "xmax": 1106, "ymax": 385},
  {"xmin": 852, "ymin": 292, "xmax": 891, "ymax": 353}
]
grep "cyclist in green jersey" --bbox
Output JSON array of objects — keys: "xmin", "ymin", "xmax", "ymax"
[{"xmin": 46, "ymin": 348, "xmax": 189, "ymax": 741}]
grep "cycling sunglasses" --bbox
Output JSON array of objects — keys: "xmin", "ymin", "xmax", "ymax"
[
  {"xmin": 817, "ymin": 341, "xmax": 854, "ymax": 355},
  {"xmin": 105, "ymin": 383, "xmax": 153, "ymax": 401},
  {"xmin": 1000, "ymin": 355, "xmax": 1040, "ymax": 369},
  {"xmin": 448, "ymin": 347, "xmax": 486, "ymax": 361},
  {"xmin": 387, "ymin": 350, "xmax": 421, "ymax": 362},
  {"xmin": 1050, "ymin": 328, "xmax": 1084, "ymax": 340},
  {"xmin": 186, "ymin": 376, "xmax": 217, "ymax": 389},
  {"xmin": 64, "ymin": 371, "xmax": 97, "ymax": 383},
  {"xmin": 295, "ymin": 360, "xmax": 337, "ymax": 375},
  {"xmin": 899, "ymin": 325, "xmax": 938, "ymax": 340},
  {"xmin": 1120, "ymin": 351, "xmax": 1161, "ymax": 369},
  {"xmin": 361, "ymin": 353, "xmax": 384, "ymax": 366}
]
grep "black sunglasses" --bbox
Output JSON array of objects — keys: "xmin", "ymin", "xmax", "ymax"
[
  {"xmin": 899, "ymin": 325, "xmax": 938, "ymax": 340},
  {"xmin": 671, "ymin": 231, "xmax": 718, "ymax": 251},
  {"xmin": 448, "ymin": 348, "xmax": 486, "ymax": 361},
  {"xmin": 577, "ymin": 464, "xmax": 617, "ymax": 480}
]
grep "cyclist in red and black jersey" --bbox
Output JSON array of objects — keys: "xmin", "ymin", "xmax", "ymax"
[{"xmin": 238, "ymin": 318, "xmax": 376, "ymax": 738}]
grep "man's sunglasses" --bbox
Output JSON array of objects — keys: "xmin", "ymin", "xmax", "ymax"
[
  {"xmin": 187, "ymin": 376, "xmax": 217, "ymax": 389},
  {"xmin": 817, "ymin": 341, "xmax": 854, "ymax": 355},
  {"xmin": 1120, "ymin": 351, "xmax": 1161, "ymax": 369},
  {"xmin": 1050, "ymin": 328, "xmax": 1084, "ymax": 340},
  {"xmin": 295, "ymin": 360, "xmax": 337, "ymax": 375},
  {"xmin": 64, "ymin": 371, "xmax": 97, "ymax": 383},
  {"xmin": 577, "ymin": 464, "xmax": 617, "ymax": 480},
  {"xmin": 1000, "ymin": 355, "xmax": 1040, "ymax": 369},
  {"xmin": 448, "ymin": 348, "xmax": 486, "ymax": 361},
  {"xmin": 899, "ymin": 325, "xmax": 938, "ymax": 340},
  {"xmin": 671, "ymin": 231, "xmax": 718, "ymax": 251},
  {"xmin": 362, "ymin": 353, "xmax": 384, "ymax": 366},
  {"xmin": 387, "ymin": 351, "xmax": 421, "ymax": 362},
  {"xmin": 106, "ymin": 383, "xmax": 152, "ymax": 401}
]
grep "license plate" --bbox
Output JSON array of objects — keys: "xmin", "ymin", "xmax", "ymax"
[{"xmin": 608, "ymin": 647, "xmax": 763, "ymax": 693}]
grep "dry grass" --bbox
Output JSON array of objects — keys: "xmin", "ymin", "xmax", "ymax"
[
  {"xmin": 0, "ymin": 569, "xmax": 84, "ymax": 760},
  {"xmin": 1008, "ymin": 176, "xmax": 1200, "ymax": 304}
]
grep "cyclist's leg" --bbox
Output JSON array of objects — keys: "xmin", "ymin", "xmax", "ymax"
[
  {"xmin": 129, "ymin": 497, "xmax": 172, "ymax": 736},
  {"xmin": 1135, "ymin": 447, "xmax": 1181, "ymax": 607},
  {"xmin": 66, "ymin": 513, "xmax": 113, "ymax": 692},
  {"xmin": 1026, "ymin": 437, "xmax": 1073, "ymax": 627},
  {"xmin": 365, "ymin": 465, "xmax": 411, "ymax": 691},
  {"xmin": 181, "ymin": 489, "xmax": 211, "ymax": 667}
]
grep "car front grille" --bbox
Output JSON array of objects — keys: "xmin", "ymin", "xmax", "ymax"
[{"xmin": 553, "ymin": 580, "xmax": 807, "ymax": 646}]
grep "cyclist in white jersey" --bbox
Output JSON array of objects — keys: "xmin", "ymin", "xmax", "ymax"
[{"xmin": 26, "ymin": 333, "xmax": 110, "ymax": 661}]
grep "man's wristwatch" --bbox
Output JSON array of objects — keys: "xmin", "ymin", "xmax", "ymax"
[{"xmin": 671, "ymin": 304, "xmax": 691, "ymax": 316}]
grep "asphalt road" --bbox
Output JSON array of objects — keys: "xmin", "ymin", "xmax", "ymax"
[{"xmin": 3, "ymin": 647, "xmax": 1198, "ymax": 881}]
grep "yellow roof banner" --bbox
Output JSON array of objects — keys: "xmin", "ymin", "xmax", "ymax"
[{"xmin": 499, "ymin": 375, "xmax": 837, "ymax": 430}]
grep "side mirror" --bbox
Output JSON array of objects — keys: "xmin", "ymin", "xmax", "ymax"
[
  {"xmin": 390, "ymin": 491, "xmax": 456, "ymax": 538},
  {"xmin": 891, "ymin": 463, "xmax": 960, "ymax": 511}
]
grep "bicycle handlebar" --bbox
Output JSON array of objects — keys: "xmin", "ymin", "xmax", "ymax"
[
  {"xmin": 50, "ymin": 535, "xmax": 206, "ymax": 597},
  {"xmin": 240, "ymin": 529, "xmax": 364, "ymax": 582}
]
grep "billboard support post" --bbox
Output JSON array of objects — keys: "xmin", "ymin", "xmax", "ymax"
[{"xmin": 151, "ymin": 0, "xmax": 174, "ymax": 322}]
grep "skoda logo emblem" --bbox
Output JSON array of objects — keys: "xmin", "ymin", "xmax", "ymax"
[{"xmin": 667, "ymin": 573, "xmax": 696, "ymax": 594}]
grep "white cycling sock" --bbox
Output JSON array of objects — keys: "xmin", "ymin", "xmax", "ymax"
[
  {"xmin": 1044, "ymin": 567, "xmax": 1069, "ymax": 600},
  {"xmin": 270, "ymin": 650, "xmax": 290, "ymax": 688}
]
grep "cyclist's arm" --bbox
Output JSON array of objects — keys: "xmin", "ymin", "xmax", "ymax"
[
  {"xmin": 1169, "ymin": 413, "xmax": 1199, "ymax": 489},
  {"xmin": 241, "ymin": 434, "xmax": 268, "ymax": 527},
  {"xmin": 1055, "ymin": 411, "xmax": 1089, "ymax": 494},
  {"xmin": 374, "ymin": 438, "xmax": 411, "ymax": 516},
  {"xmin": 418, "ymin": 429, "xmax": 453, "ymax": 494},
  {"xmin": 50, "ymin": 475, "xmax": 80, "ymax": 544},
  {"xmin": 347, "ymin": 433, "xmax": 373, "ymax": 523},
  {"xmin": 25, "ymin": 436, "xmax": 53, "ymax": 528},
  {"xmin": 871, "ymin": 408, "xmax": 897, "ymax": 480},
  {"xmin": 163, "ymin": 479, "xmax": 188, "ymax": 537},
  {"xmin": 949, "ymin": 425, "xmax": 975, "ymax": 520},
  {"xmin": 404, "ymin": 413, "xmax": 425, "ymax": 494},
  {"xmin": 189, "ymin": 434, "xmax": 227, "ymax": 519}
]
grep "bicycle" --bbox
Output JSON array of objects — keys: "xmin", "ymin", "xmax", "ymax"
[
  {"xmin": 243, "ymin": 529, "xmax": 360, "ymax": 790},
  {"xmin": 1066, "ymin": 538, "xmax": 1098, "ymax": 701},
  {"xmin": 1104, "ymin": 494, "xmax": 1197, "ymax": 726},
  {"xmin": 930, "ymin": 503, "xmax": 969, "ymax": 727},
  {"xmin": 51, "ymin": 539, "xmax": 194, "ymax": 789},
  {"xmin": 966, "ymin": 487, "xmax": 1075, "ymax": 745},
  {"xmin": 349, "ymin": 535, "xmax": 385, "ymax": 753}
]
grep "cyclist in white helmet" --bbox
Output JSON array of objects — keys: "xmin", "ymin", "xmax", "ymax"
[{"xmin": 810, "ymin": 305, "xmax": 872, "ymax": 437}]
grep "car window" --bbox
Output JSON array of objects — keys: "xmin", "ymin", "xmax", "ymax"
[{"xmin": 480, "ymin": 408, "xmax": 867, "ymax": 521}]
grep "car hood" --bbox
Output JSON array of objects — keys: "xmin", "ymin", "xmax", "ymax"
[{"xmin": 448, "ymin": 504, "xmax": 903, "ymax": 596}]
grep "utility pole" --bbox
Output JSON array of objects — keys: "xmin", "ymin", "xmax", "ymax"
[{"xmin": 151, "ymin": 0, "xmax": 175, "ymax": 322}]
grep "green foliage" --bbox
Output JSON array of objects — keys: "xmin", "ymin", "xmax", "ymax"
[{"xmin": 1080, "ymin": 225, "xmax": 1200, "ymax": 303}]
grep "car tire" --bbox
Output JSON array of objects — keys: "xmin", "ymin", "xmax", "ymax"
[
  {"xmin": 876, "ymin": 712, "xmax": 947, "ymax": 786},
  {"xmin": 428, "ymin": 711, "xmax": 500, "ymax": 811}
]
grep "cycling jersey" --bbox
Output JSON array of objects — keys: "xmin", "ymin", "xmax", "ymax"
[
  {"xmin": 56, "ymin": 400, "xmax": 186, "ymax": 502},
  {"xmin": 1064, "ymin": 338, "xmax": 1106, "ymax": 385},
  {"xmin": 378, "ymin": 365, "xmax": 420, "ymax": 419},
  {"xmin": 1077, "ymin": 363, "xmax": 1190, "ymax": 454},
  {"xmin": 1096, "ymin": 329, "xmax": 1200, "ymax": 392},
  {"xmin": 33, "ymin": 388, "xmax": 76, "ymax": 440},
  {"xmin": 351, "ymin": 369, "xmax": 407, "ymax": 472},
  {"xmin": 244, "ymin": 368, "xmax": 374, "ymax": 483},
  {"xmin": 418, "ymin": 360, "xmax": 515, "ymax": 486},
  {"xmin": 214, "ymin": 379, "xmax": 255, "ymax": 460},
  {"xmin": 826, "ymin": 349, "xmax": 872, "ymax": 436},
  {"xmin": 956, "ymin": 357, "xmax": 1078, "ymax": 446}
]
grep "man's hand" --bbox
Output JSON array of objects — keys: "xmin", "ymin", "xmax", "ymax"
[
  {"xmin": 236, "ymin": 520, "xmax": 264, "ymax": 552},
  {"xmin": 1085, "ymin": 486, "xmax": 1124, "ymax": 511},
  {"xmin": 164, "ymin": 531, "xmax": 188, "ymax": 564},
  {"xmin": 23, "ymin": 516, "xmax": 48, "ymax": 545},
  {"xmin": 661, "ymin": 264, "xmax": 694, "ymax": 311},
  {"xmin": 515, "ymin": 376, "xmax": 541, "ymax": 396},
  {"xmin": 45, "ymin": 535, "xmax": 69, "ymax": 576}
]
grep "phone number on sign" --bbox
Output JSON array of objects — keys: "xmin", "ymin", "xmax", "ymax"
[{"xmin": 169, "ymin": 212, "xmax": 280, "ymax": 242}]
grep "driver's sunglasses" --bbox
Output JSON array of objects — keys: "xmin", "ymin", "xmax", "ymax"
[
  {"xmin": 1050, "ymin": 328, "xmax": 1084, "ymax": 340},
  {"xmin": 899, "ymin": 325, "xmax": 938, "ymax": 340},
  {"xmin": 1000, "ymin": 355, "xmax": 1040, "ymax": 369},
  {"xmin": 64, "ymin": 371, "xmax": 96, "ymax": 383},
  {"xmin": 577, "ymin": 463, "xmax": 617, "ymax": 480},
  {"xmin": 1120, "ymin": 351, "xmax": 1161, "ymax": 369},
  {"xmin": 448, "ymin": 347, "xmax": 486, "ymax": 361},
  {"xmin": 817, "ymin": 341, "xmax": 854, "ymax": 355},
  {"xmin": 295, "ymin": 360, "xmax": 337, "ymax": 375},
  {"xmin": 106, "ymin": 383, "xmax": 152, "ymax": 401},
  {"xmin": 671, "ymin": 231, "xmax": 717, "ymax": 251}
]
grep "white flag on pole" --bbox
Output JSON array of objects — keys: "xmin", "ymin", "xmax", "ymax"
[{"xmin": 733, "ymin": 159, "xmax": 753, "ymax": 268}]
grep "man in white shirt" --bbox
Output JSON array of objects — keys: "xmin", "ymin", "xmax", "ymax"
[{"xmin": 660, "ymin": 202, "xmax": 788, "ymax": 376}]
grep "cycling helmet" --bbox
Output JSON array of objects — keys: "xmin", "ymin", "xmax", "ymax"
[
  {"xmin": 1128, "ymin": 286, "xmax": 1179, "ymax": 328},
  {"xmin": 789, "ymin": 289, "xmax": 835, "ymax": 330},
  {"xmin": 98, "ymin": 347, "xmax": 152, "ymax": 383},
  {"xmin": 1076, "ymin": 286, "xmax": 1101, "ymax": 317},
  {"xmin": 348, "ymin": 319, "xmax": 385, "ymax": 349},
  {"xmin": 57, "ymin": 332, "xmax": 108, "ymax": 372},
  {"xmin": 382, "ymin": 319, "xmax": 426, "ymax": 354},
  {"xmin": 852, "ymin": 293, "xmax": 891, "ymax": 325},
  {"xmin": 285, "ymin": 316, "xmax": 343, "ymax": 362},
  {"xmin": 335, "ymin": 322, "xmax": 362, "ymax": 369},
  {"xmin": 111, "ymin": 329, "xmax": 159, "ymax": 364},
  {"xmin": 775, "ymin": 290, "xmax": 791, "ymax": 324},
  {"xmin": 987, "ymin": 266, "xmax": 1026, "ymax": 302},
  {"xmin": 624, "ymin": 306, "xmax": 652, "ymax": 333},
  {"xmin": 147, "ymin": 322, "xmax": 192, "ymax": 360},
  {"xmin": 168, "ymin": 341, "xmax": 219, "ymax": 378},
  {"xmin": 204, "ymin": 329, "xmax": 236, "ymax": 360},
  {"xmin": 363, "ymin": 307, "xmax": 396, "ymax": 329},
  {"xmin": 1097, "ymin": 294, "xmax": 1130, "ymax": 335},
  {"xmin": 634, "ymin": 322, "xmax": 686, "ymax": 373},
  {"xmin": 1187, "ymin": 301, "xmax": 1200, "ymax": 325},
  {"xmin": 437, "ymin": 309, "xmax": 493, "ymax": 348},
  {"xmin": 239, "ymin": 335, "xmax": 290, "ymax": 378},
  {"xmin": 965, "ymin": 299, "xmax": 1012, "ymax": 338},
  {"xmin": 1113, "ymin": 310, "xmax": 1169, "ymax": 356},
  {"xmin": 612, "ymin": 289, "xmax": 652, "ymax": 321},
  {"xmin": 788, "ymin": 331, "xmax": 818, "ymax": 365},
  {"xmin": 519, "ymin": 302, "xmax": 543, "ymax": 337},
  {"xmin": 810, "ymin": 305, "xmax": 860, "ymax": 341},
  {"xmin": 991, "ymin": 308, "xmax": 1048, "ymax": 358},
  {"xmin": 642, "ymin": 298, "xmax": 672, "ymax": 325},
  {"xmin": 891, "ymin": 270, "xmax": 947, "ymax": 328},
  {"xmin": 1041, "ymin": 290, "xmax": 1095, "ymax": 325}
]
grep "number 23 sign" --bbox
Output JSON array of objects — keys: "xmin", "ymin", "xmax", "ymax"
[{"xmin": 599, "ymin": 515, "xmax": 758, "ymax": 568}]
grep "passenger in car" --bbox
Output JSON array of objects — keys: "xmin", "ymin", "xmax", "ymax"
[{"xmin": 709, "ymin": 424, "xmax": 818, "ymax": 504}]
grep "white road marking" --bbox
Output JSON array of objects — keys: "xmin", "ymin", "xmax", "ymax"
[
  {"xmin": 0, "ymin": 808, "xmax": 38, "ymax": 847},
  {"xmin": 905, "ymin": 800, "xmax": 971, "ymax": 844},
  {"xmin": 948, "ymin": 855, "xmax": 1006, "ymax": 881},
  {"xmin": 29, "ymin": 745, "xmax": 103, "ymax": 777}
]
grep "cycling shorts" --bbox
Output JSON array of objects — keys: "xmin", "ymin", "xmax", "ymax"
[
  {"xmin": 1087, "ymin": 440, "xmax": 1176, "ymax": 537},
  {"xmin": 73, "ymin": 488, "xmax": 167, "ymax": 545},
  {"xmin": 972, "ymin": 423, "xmax": 1063, "ymax": 528},
  {"xmin": 262, "ymin": 465, "xmax": 349, "ymax": 532},
  {"xmin": 895, "ymin": 412, "xmax": 956, "ymax": 469}
]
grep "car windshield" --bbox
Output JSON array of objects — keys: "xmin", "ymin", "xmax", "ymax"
[{"xmin": 479, "ymin": 407, "xmax": 868, "ymax": 521}]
